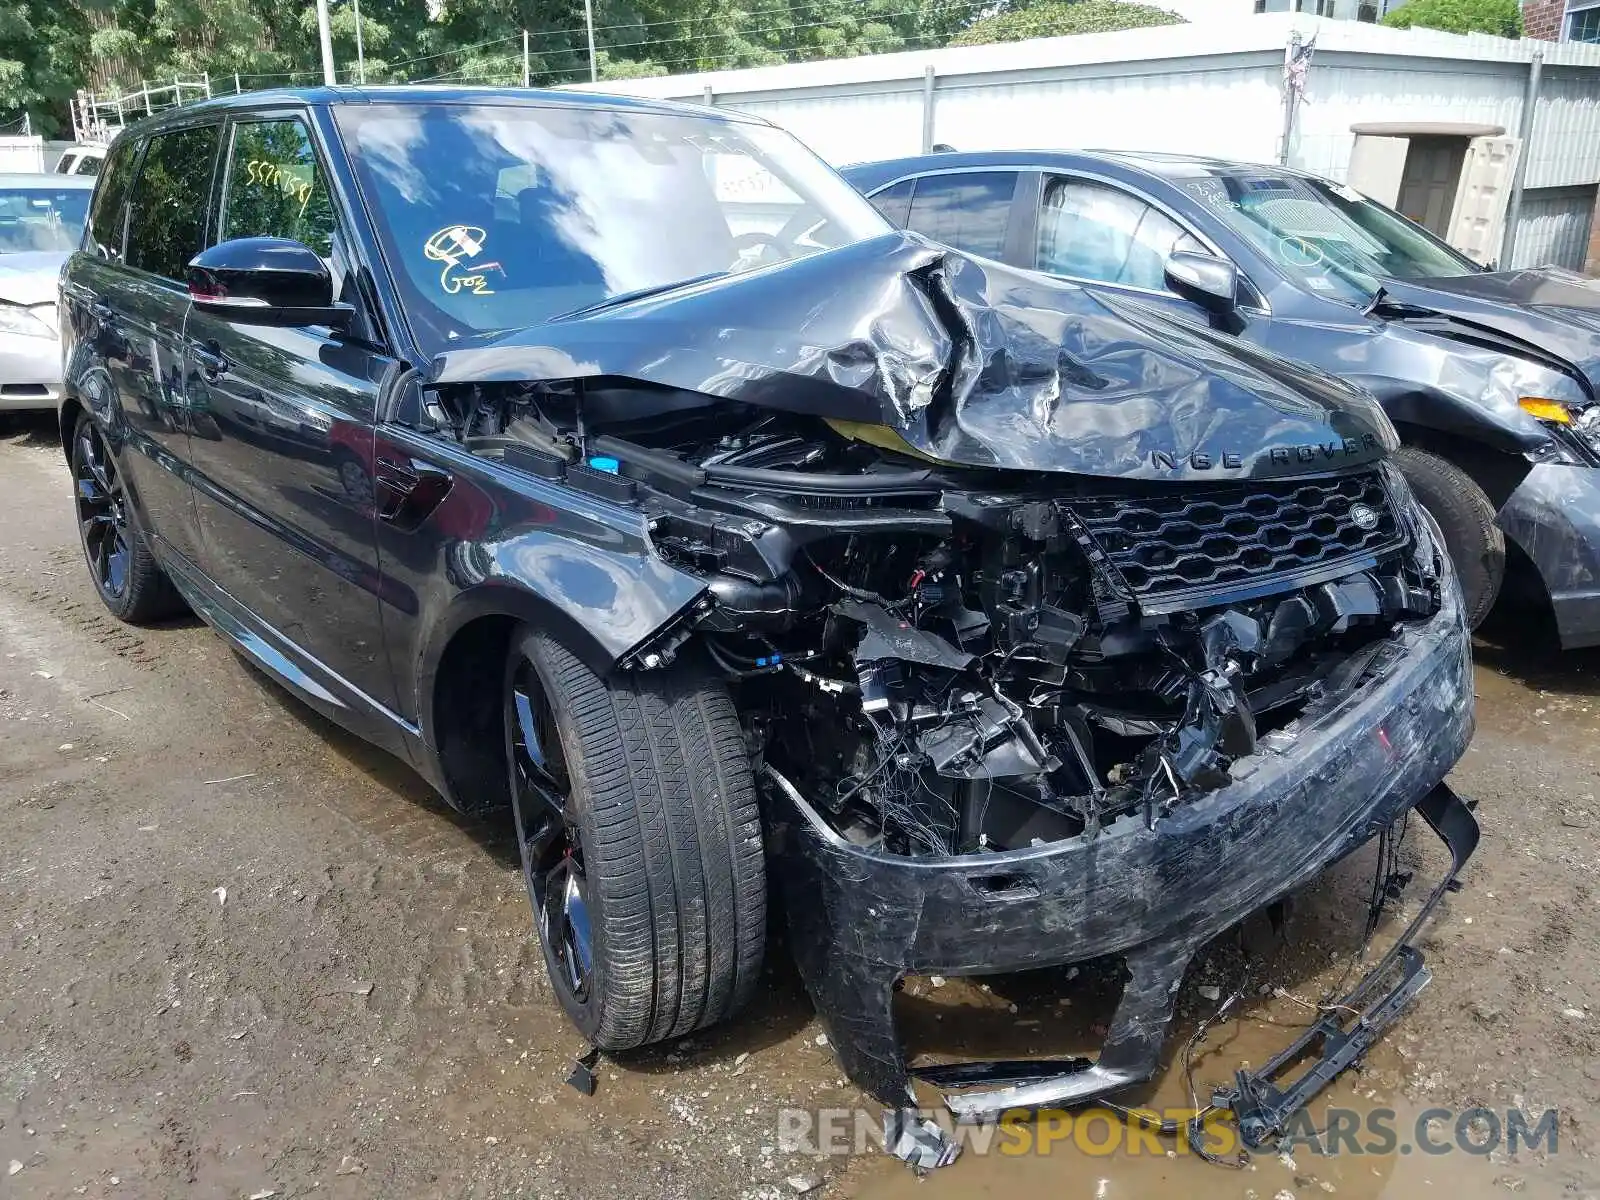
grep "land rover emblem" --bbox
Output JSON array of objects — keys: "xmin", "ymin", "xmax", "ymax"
[{"xmin": 1349, "ymin": 502, "xmax": 1380, "ymax": 531}]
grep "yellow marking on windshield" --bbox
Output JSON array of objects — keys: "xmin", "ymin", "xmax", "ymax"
[{"xmin": 424, "ymin": 224, "xmax": 504, "ymax": 296}]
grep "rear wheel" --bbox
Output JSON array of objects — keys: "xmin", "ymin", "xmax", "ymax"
[
  {"xmin": 1393, "ymin": 445, "xmax": 1504, "ymax": 630},
  {"xmin": 71, "ymin": 413, "xmax": 185, "ymax": 624},
  {"xmin": 504, "ymin": 630, "xmax": 766, "ymax": 1049}
]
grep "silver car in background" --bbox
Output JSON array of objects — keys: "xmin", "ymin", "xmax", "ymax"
[{"xmin": 0, "ymin": 174, "xmax": 93, "ymax": 412}]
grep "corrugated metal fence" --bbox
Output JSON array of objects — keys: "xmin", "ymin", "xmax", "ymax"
[
  {"xmin": 568, "ymin": 14, "xmax": 1600, "ymax": 270},
  {"xmin": 1511, "ymin": 184, "xmax": 1598, "ymax": 267}
]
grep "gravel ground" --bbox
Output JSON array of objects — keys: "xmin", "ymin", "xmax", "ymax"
[{"xmin": 1, "ymin": 412, "xmax": 1597, "ymax": 1200}]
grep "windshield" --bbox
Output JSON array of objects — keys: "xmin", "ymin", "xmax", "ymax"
[
  {"xmin": 335, "ymin": 102, "xmax": 890, "ymax": 352},
  {"xmin": 1178, "ymin": 173, "xmax": 1479, "ymax": 303},
  {"xmin": 0, "ymin": 186, "xmax": 90, "ymax": 253}
]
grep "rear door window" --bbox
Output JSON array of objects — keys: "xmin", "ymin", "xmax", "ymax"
[
  {"xmin": 902, "ymin": 171, "xmax": 1018, "ymax": 261},
  {"xmin": 219, "ymin": 118, "xmax": 336, "ymax": 257},
  {"xmin": 125, "ymin": 124, "xmax": 222, "ymax": 282}
]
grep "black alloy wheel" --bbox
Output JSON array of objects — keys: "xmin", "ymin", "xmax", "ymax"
[
  {"xmin": 74, "ymin": 419, "xmax": 133, "ymax": 603},
  {"xmin": 501, "ymin": 627, "xmax": 765, "ymax": 1050},
  {"xmin": 507, "ymin": 658, "xmax": 596, "ymax": 1015}
]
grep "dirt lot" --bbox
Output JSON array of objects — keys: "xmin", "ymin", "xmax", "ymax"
[{"xmin": 2, "ymin": 412, "xmax": 1598, "ymax": 1199}]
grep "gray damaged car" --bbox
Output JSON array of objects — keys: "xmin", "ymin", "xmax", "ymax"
[{"xmin": 843, "ymin": 149, "xmax": 1600, "ymax": 648}]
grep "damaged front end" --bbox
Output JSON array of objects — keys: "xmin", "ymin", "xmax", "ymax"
[
  {"xmin": 660, "ymin": 426, "xmax": 1473, "ymax": 1143},
  {"xmin": 422, "ymin": 233, "xmax": 1477, "ymax": 1163}
]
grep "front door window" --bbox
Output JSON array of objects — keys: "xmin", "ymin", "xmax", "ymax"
[
  {"xmin": 1035, "ymin": 177, "xmax": 1203, "ymax": 292},
  {"xmin": 220, "ymin": 119, "xmax": 337, "ymax": 257}
]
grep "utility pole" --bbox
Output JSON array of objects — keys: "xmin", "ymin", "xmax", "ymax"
[
  {"xmin": 1500, "ymin": 50, "xmax": 1543, "ymax": 270},
  {"xmin": 353, "ymin": 0, "xmax": 366, "ymax": 84},
  {"xmin": 584, "ymin": 0, "xmax": 597, "ymax": 81},
  {"xmin": 523, "ymin": 29, "xmax": 530, "ymax": 87},
  {"xmin": 315, "ymin": 0, "xmax": 337, "ymax": 85},
  {"xmin": 1278, "ymin": 32, "xmax": 1313, "ymax": 166}
]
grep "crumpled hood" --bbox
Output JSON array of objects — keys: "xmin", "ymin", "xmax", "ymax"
[
  {"xmin": 432, "ymin": 231, "xmax": 1396, "ymax": 482},
  {"xmin": 1375, "ymin": 268, "xmax": 1600, "ymax": 395},
  {"xmin": 0, "ymin": 251, "xmax": 68, "ymax": 306}
]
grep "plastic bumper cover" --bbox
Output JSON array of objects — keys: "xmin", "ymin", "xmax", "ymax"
[
  {"xmin": 765, "ymin": 595, "xmax": 1475, "ymax": 1124},
  {"xmin": 0, "ymin": 329, "xmax": 61, "ymax": 411},
  {"xmin": 1498, "ymin": 462, "xmax": 1600, "ymax": 649}
]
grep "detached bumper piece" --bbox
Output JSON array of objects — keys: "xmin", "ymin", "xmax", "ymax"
[
  {"xmin": 913, "ymin": 786, "xmax": 1478, "ymax": 1145},
  {"xmin": 908, "ymin": 772, "xmax": 1474, "ymax": 1138},
  {"xmin": 1218, "ymin": 782, "xmax": 1479, "ymax": 1150}
]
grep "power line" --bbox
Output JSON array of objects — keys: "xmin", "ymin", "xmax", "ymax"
[
  {"xmin": 233, "ymin": 69, "xmax": 324, "ymax": 82},
  {"xmin": 527, "ymin": 0, "xmax": 976, "ymax": 39},
  {"xmin": 381, "ymin": 0, "xmax": 976, "ymax": 61},
  {"xmin": 399, "ymin": 0, "xmax": 986, "ymax": 83},
  {"xmin": 373, "ymin": 32, "xmax": 524, "ymax": 73},
  {"xmin": 206, "ymin": 0, "xmax": 988, "ymax": 94},
  {"xmin": 592, "ymin": 0, "xmax": 990, "ymax": 56}
]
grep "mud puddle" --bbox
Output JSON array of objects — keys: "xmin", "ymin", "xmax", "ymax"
[
  {"xmin": 836, "ymin": 827, "xmax": 1555, "ymax": 1198},
  {"xmin": 842, "ymin": 1006, "xmax": 1542, "ymax": 1198}
]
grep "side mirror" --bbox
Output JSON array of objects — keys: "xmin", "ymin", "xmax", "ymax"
[
  {"xmin": 1164, "ymin": 251, "xmax": 1241, "ymax": 316},
  {"xmin": 187, "ymin": 237, "xmax": 352, "ymax": 328}
]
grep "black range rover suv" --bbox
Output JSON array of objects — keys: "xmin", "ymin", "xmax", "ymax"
[{"xmin": 60, "ymin": 87, "xmax": 1478, "ymax": 1160}]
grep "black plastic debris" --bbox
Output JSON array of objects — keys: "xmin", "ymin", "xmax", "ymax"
[{"xmin": 565, "ymin": 1046, "xmax": 600, "ymax": 1096}]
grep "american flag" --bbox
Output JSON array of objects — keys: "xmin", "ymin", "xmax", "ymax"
[{"xmin": 1284, "ymin": 34, "xmax": 1317, "ymax": 101}]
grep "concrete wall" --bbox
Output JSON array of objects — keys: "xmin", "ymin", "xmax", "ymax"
[{"xmin": 0, "ymin": 136, "xmax": 45, "ymax": 173}]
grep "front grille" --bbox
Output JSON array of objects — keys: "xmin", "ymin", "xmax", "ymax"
[{"xmin": 1064, "ymin": 470, "xmax": 1405, "ymax": 606}]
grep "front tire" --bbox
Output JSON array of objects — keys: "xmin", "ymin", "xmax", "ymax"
[
  {"xmin": 1393, "ymin": 445, "xmax": 1505, "ymax": 630},
  {"xmin": 504, "ymin": 630, "xmax": 766, "ymax": 1050},
  {"xmin": 71, "ymin": 412, "xmax": 186, "ymax": 624}
]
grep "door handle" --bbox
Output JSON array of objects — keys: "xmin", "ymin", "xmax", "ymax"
[
  {"xmin": 189, "ymin": 343, "xmax": 228, "ymax": 379},
  {"xmin": 91, "ymin": 300, "xmax": 115, "ymax": 320}
]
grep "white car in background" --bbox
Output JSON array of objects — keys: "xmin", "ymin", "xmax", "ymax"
[
  {"xmin": 0, "ymin": 174, "xmax": 94, "ymax": 412},
  {"xmin": 54, "ymin": 146, "xmax": 105, "ymax": 177}
]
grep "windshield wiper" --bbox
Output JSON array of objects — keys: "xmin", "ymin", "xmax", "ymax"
[{"xmin": 554, "ymin": 271, "xmax": 729, "ymax": 320}]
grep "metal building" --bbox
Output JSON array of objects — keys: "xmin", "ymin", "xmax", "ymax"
[{"xmin": 566, "ymin": 14, "xmax": 1600, "ymax": 271}]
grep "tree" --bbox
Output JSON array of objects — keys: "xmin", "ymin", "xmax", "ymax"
[
  {"xmin": 0, "ymin": 0, "xmax": 94, "ymax": 134},
  {"xmin": 4, "ymin": 0, "xmax": 1192, "ymax": 133},
  {"xmin": 732, "ymin": 0, "xmax": 977, "ymax": 67},
  {"xmin": 951, "ymin": 0, "xmax": 1185, "ymax": 46},
  {"xmin": 1380, "ymin": 0, "xmax": 1522, "ymax": 37}
]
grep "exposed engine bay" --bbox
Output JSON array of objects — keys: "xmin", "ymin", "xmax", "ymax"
[{"xmin": 432, "ymin": 378, "xmax": 1444, "ymax": 856}]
